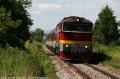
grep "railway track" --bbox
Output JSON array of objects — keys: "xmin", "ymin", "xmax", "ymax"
[
  {"xmin": 43, "ymin": 45, "xmax": 119, "ymax": 79},
  {"xmin": 70, "ymin": 62, "xmax": 119, "ymax": 79},
  {"xmin": 65, "ymin": 62, "xmax": 91, "ymax": 79},
  {"xmin": 84, "ymin": 63, "xmax": 119, "ymax": 79}
]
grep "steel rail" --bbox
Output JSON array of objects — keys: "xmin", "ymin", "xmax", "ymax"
[
  {"xmin": 84, "ymin": 63, "xmax": 119, "ymax": 79},
  {"xmin": 66, "ymin": 62, "xmax": 91, "ymax": 79}
]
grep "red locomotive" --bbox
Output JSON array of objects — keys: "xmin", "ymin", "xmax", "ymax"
[{"xmin": 46, "ymin": 16, "xmax": 93, "ymax": 61}]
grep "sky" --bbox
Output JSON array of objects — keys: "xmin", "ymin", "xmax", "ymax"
[{"xmin": 28, "ymin": 0, "xmax": 120, "ymax": 32}]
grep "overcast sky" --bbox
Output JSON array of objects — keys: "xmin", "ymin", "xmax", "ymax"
[{"xmin": 28, "ymin": 0, "xmax": 120, "ymax": 31}]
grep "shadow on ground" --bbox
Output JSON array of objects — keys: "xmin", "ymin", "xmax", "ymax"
[
  {"xmin": 87, "ymin": 50, "xmax": 112, "ymax": 64},
  {"xmin": 69, "ymin": 50, "xmax": 112, "ymax": 65}
]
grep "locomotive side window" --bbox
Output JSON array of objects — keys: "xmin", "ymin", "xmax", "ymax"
[{"xmin": 63, "ymin": 23, "xmax": 92, "ymax": 32}]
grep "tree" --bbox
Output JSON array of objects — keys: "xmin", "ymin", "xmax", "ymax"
[
  {"xmin": 31, "ymin": 28, "xmax": 44, "ymax": 42},
  {"xmin": 93, "ymin": 19, "xmax": 104, "ymax": 44},
  {"xmin": 93, "ymin": 5, "xmax": 119, "ymax": 45},
  {"xmin": 0, "ymin": 0, "xmax": 32, "ymax": 48},
  {"xmin": 0, "ymin": 7, "xmax": 22, "ymax": 47},
  {"xmin": 118, "ymin": 21, "xmax": 120, "ymax": 29}
]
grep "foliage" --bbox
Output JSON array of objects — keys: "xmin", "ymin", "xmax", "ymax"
[
  {"xmin": 0, "ymin": 7, "xmax": 22, "ymax": 47},
  {"xmin": 118, "ymin": 21, "xmax": 120, "ymax": 26},
  {"xmin": 24, "ymin": 40, "xmax": 31, "ymax": 49},
  {"xmin": 0, "ymin": 42, "xmax": 58, "ymax": 78},
  {"xmin": 118, "ymin": 37, "xmax": 120, "ymax": 45},
  {"xmin": 31, "ymin": 28, "xmax": 44, "ymax": 42},
  {"xmin": 118, "ymin": 21, "xmax": 120, "ymax": 43},
  {"xmin": 25, "ymin": 41, "xmax": 58, "ymax": 79},
  {"xmin": 93, "ymin": 5, "xmax": 119, "ymax": 45},
  {"xmin": 0, "ymin": 0, "xmax": 33, "ymax": 48},
  {"xmin": 18, "ymin": 0, "xmax": 32, "ymax": 8},
  {"xmin": 1, "ymin": 43, "xmax": 36, "ymax": 77},
  {"xmin": 93, "ymin": 20, "xmax": 104, "ymax": 44},
  {"xmin": 93, "ymin": 44, "xmax": 120, "ymax": 70}
]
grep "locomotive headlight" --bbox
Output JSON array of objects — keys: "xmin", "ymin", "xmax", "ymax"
[
  {"xmin": 84, "ymin": 44, "xmax": 92, "ymax": 49},
  {"xmin": 66, "ymin": 45, "xmax": 69, "ymax": 47},
  {"xmin": 85, "ymin": 45, "xmax": 88, "ymax": 48}
]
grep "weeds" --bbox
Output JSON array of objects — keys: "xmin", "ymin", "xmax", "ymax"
[
  {"xmin": 93, "ymin": 44, "xmax": 120, "ymax": 70},
  {"xmin": 0, "ymin": 41, "xmax": 58, "ymax": 79}
]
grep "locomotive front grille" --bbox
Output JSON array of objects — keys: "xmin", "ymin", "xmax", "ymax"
[{"xmin": 63, "ymin": 44, "xmax": 91, "ymax": 56}]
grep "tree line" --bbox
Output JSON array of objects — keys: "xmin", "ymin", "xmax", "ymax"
[
  {"xmin": 30, "ymin": 28, "xmax": 44, "ymax": 42},
  {"xmin": 93, "ymin": 5, "xmax": 120, "ymax": 45},
  {"xmin": 0, "ymin": 0, "xmax": 119, "ymax": 48},
  {"xmin": 0, "ymin": 0, "xmax": 33, "ymax": 48}
]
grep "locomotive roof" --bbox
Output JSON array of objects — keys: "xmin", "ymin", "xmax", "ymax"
[
  {"xmin": 47, "ymin": 16, "xmax": 93, "ymax": 35},
  {"xmin": 61, "ymin": 16, "xmax": 93, "ymax": 24}
]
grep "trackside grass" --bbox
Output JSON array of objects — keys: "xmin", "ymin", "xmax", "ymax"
[
  {"xmin": 0, "ymin": 41, "xmax": 58, "ymax": 79},
  {"xmin": 93, "ymin": 44, "xmax": 120, "ymax": 70}
]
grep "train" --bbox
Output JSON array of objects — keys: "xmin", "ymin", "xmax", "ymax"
[{"xmin": 45, "ymin": 16, "xmax": 93, "ymax": 61}]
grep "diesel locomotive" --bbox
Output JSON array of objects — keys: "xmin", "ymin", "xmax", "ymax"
[{"xmin": 45, "ymin": 16, "xmax": 93, "ymax": 61}]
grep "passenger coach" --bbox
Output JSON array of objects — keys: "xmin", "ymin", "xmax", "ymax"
[{"xmin": 46, "ymin": 16, "xmax": 93, "ymax": 61}]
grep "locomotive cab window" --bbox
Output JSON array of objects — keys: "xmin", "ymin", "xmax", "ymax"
[{"xmin": 63, "ymin": 23, "xmax": 92, "ymax": 32}]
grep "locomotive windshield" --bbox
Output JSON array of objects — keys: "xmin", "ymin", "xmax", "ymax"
[{"xmin": 63, "ymin": 23, "xmax": 92, "ymax": 32}]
